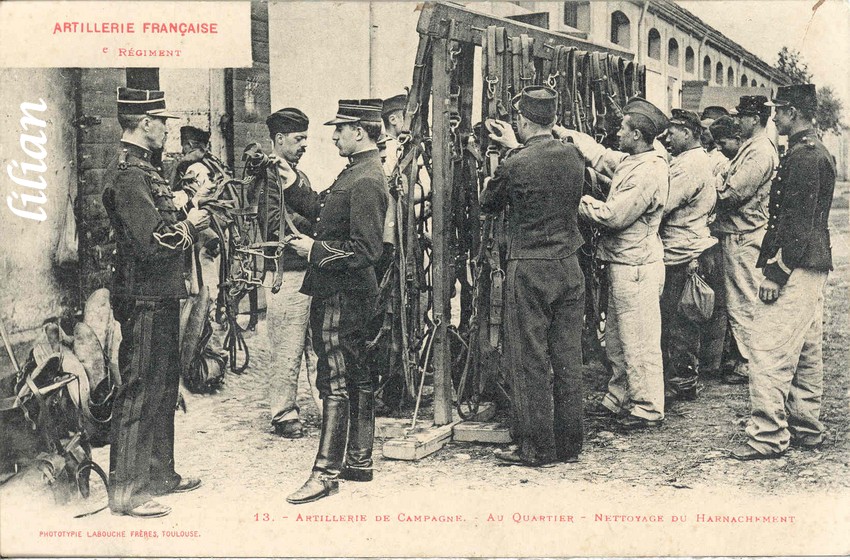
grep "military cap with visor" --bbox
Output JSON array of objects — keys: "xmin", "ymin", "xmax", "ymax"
[
  {"xmin": 512, "ymin": 85, "xmax": 558, "ymax": 125},
  {"xmin": 324, "ymin": 99, "xmax": 384, "ymax": 126},
  {"xmin": 266, "ymin": 107, "xmax": 309, "ymax": 135},
  {"xmin": 622, "ymin": 97, "xmax": 668, "ymax": 137},
  {"xmin": 117, "ymin": 86, "xmax": 179, "ymax": 118},
  {"xmin": 700, "ymin": 105, "xmax": 730, "ymax": 127},
  {"xmin": 733, "ymin": 95, "xmax": 770, "ymax": 117},
  {"xmin": 765, "ymin": 83, "xmax": 817, "ymax": 112},
  {"xmin": 381, "ymin": 94, "xmax": 407, "ymax": 118},
  {"xmin": 668, "ymin": 109, "xmax": 702, "ymax": 135}
]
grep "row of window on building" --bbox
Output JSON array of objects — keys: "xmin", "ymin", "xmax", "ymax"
[
  {"xmin": 561, "ymin": 3, "xmax": 767, "ymax": 88},
  {"xmin": 609, "ymin": 10, "xmax": 766, "ymax": 87}
]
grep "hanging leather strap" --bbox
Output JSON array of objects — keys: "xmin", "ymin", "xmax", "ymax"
[
  {"xmin": 577, "ymin": 51, "xmax": 593, "ymax": 134},
  {"xmin": 510, "ymin": 36, "xmax": 522, "ymax": 100},
  {"xmin": 520, "ymin": 34, "xmax": 535, "ymax": 88}
]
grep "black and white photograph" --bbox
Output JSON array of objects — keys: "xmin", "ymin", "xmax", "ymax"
[{"xmin": 0, "ymin": 0, "xmax": 848, "ymax": 556}]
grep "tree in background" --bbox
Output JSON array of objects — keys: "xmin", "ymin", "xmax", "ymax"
[{"xmin": 776, "ymin": 46, "xmax": 846, "ymax": 135}]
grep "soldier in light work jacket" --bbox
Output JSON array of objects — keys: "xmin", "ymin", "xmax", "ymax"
[
  {"xmin": 554, "ymin": 97, "xmax": 670, "ymax": 431},
  {"xmin": 711, "ymin": 96, "xmax": 780, "ymax": 385},
  {"xmin": 659, "ymin": 109, "xmax": 718, "ymax": 403}
]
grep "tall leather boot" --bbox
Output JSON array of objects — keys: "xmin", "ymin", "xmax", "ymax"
[
  {"xmin": 286, "ymin": 395, "xmax": 348, "ymax": 504},
  {"xmin": 340, "ymin": 388, "xmax": 375, "ymax": 482}
]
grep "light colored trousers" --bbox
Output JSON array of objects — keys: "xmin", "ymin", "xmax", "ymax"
[
  {"xmin": 266, "ymin": 270, "xmax": 320, "ymax": 424},
  {"xmin": 746, "ymin": 269, "xmax": 828, "ymax": 454},
  {"xmin": 719, "ymin": 228, "xmax": 766, "ymax": 373},
  {"xmin": 601, "ymin": 260, "xmax": 666, "ymax": 421}
]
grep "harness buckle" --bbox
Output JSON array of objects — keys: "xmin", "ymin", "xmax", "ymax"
[{"xmin": 485, "ymin": 76, "xmax": 498, "ymax": 98}]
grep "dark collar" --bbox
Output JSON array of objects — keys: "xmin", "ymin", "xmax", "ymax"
[
  {"xmin": 348, "ymin": 148, "xmax": 380, "ymax": 165},
  {"xmin": 523, "ymin": 134, "xmax": 552, "ymax": 147},
  {"xmin": 120, "ymin": 141, "xmax": 153, "ymax": 162},
  {"xmin": 788, "ymin": 129, "xmax": 816, "ymax": 147}
]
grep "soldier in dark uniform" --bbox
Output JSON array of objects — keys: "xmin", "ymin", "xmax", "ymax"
[
  {"xmin": 286, "ymin": 99, "xmax": 388, "ymax": 503},
  {"xmin": 102, "ymin": 87, "xmax": 208, "ymax": 518},
  {"xmin": 481, "ymin": 86, "xmax": 586, "ymax": 467},
  {"xmin": 730, "ymin": 84, "xmax": 835, "ymax": 460}
]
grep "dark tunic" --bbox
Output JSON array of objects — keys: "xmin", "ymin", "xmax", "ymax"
[
  {"xmin": 257, "ymin": 164, "xmax": 318, "ymax": 271},
  {"xmin": 479, "ymin": 134, "xmax": 587, "ymax": 464},
  {"xmin": 102, "ymin": 142, "xmax": 199, "ymax": 301},
  {"xmin": 758, "ymin": 129, "xmax": 835, "ymax": 285},
  {"xmin": 293, "ymin": 149, "xmax": 388, "ymax": 298},
  {"xmin": 101, "ymin": 141, "xmax": 198, "ymax": 513},
  {"xmin": 480, "ymin": 135, "xmax": 585, "ymax": 259}
]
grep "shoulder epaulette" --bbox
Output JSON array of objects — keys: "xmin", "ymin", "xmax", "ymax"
[{"xmin": 117, "ymin": 148, "xmax": 129, "ymax": 170}]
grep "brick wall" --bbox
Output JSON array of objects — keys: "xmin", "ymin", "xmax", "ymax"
[
  {"xmin": 76, "ymin": 1, "xmax": 270, "ymax": 300},
  {"xmin": 77, "ymin": 68, "xmax": 126, "ymax": 299},
  {"xmin": 231, "ymin": 0, "xmax": 271, "ymax": 177}
]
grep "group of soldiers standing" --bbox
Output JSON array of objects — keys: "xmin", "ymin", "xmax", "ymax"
[
  {"xmin": 99, "ymin": 77, "xmax": 834, "ymax": 517},
  {"xmin": 484, "ymin": 83, "xmax": 835, "ymax": 468}
]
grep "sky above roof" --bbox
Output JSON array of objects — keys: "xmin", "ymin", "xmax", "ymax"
[
  {"xmin": 678, "ymin": 0, "xmax": 850, "ymax": 119},
  {"xmin": 676, "ymin": 0, "xmax": 850, "ymax": 118}
]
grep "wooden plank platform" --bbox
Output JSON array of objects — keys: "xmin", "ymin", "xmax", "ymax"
[
  {"xmin": 382, "ymin": 423, "xmax": 455, "ymax": 461},
  {"xmin": 375, "ymin": 417, "xmax": 432, "ymax": 439},
  {"xmin": 380, "ymin": 402, "xmax": 499, "ymax": 460},
  {"xmin": 452, "ymin": 421, "xmax": 512, "ymax": 444}
]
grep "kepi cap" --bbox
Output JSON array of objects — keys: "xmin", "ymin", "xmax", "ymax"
[
  {"xmin": 117, "ymin": 87, "xmax": 179, "ymax": 119},
  {"xmin": 668, "ymin": 109, "xmax": 702, "ymax": 134},
  {"xmin": 382, "ymin": 94, "xmax": 407, "ymax": 118},
  {"xmin": 623, "ymin": 97, "xmax": 668, "ymax": 137},
  {"xmin": 765, "ymin": 83, "xmax": 817, "ymax": 112},
  {"xmin": 733, "ymin": 95, "xmax": 770, "ymax": 116},
  {"xmin": 700, "ymin": 106, "xmax": 730, "ymax": 127},
  {"xmin": 266, "ymin": 107, "xmax": 309, "ymax": 135},
  {"xmin": 512, "ymin": 85, "xmax": 558, "ymax": 125},
  {"xmin": 325, "ymin": 99, "xmax": 384, "ymax": 126}
]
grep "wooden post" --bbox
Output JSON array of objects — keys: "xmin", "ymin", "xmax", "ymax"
[{"xmin": 431, "ymin": 36, "xmax": 453, "ymax": 426}]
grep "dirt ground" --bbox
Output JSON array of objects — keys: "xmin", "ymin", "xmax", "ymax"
[{"xmin": 2, "ymin": 184, "xmax": 848, "ymax": 556}]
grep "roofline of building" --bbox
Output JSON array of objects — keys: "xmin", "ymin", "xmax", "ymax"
[{"xmin": 646, "ymin": 0, "xmax": 791, "ymax": 85}]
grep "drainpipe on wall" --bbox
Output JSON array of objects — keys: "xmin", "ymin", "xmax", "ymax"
[
  {"xmin": 737, "ymin": 56, "xmax": 743, "ymax": 87},
  {"xmin": 637, "ymin": 0, "xmax": 649, "ymax": 63},
  {"xmin": 369, "ymin": 2, "xmax": 376, "ymax": 97},
  {"xmin": 698, "ymin": 34, "xmax": 708, "ymax": 82}
]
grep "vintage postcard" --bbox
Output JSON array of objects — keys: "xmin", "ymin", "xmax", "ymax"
[{"xmin": 0, "ymin": 0, "xmax": 848, "ymax": 557}]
